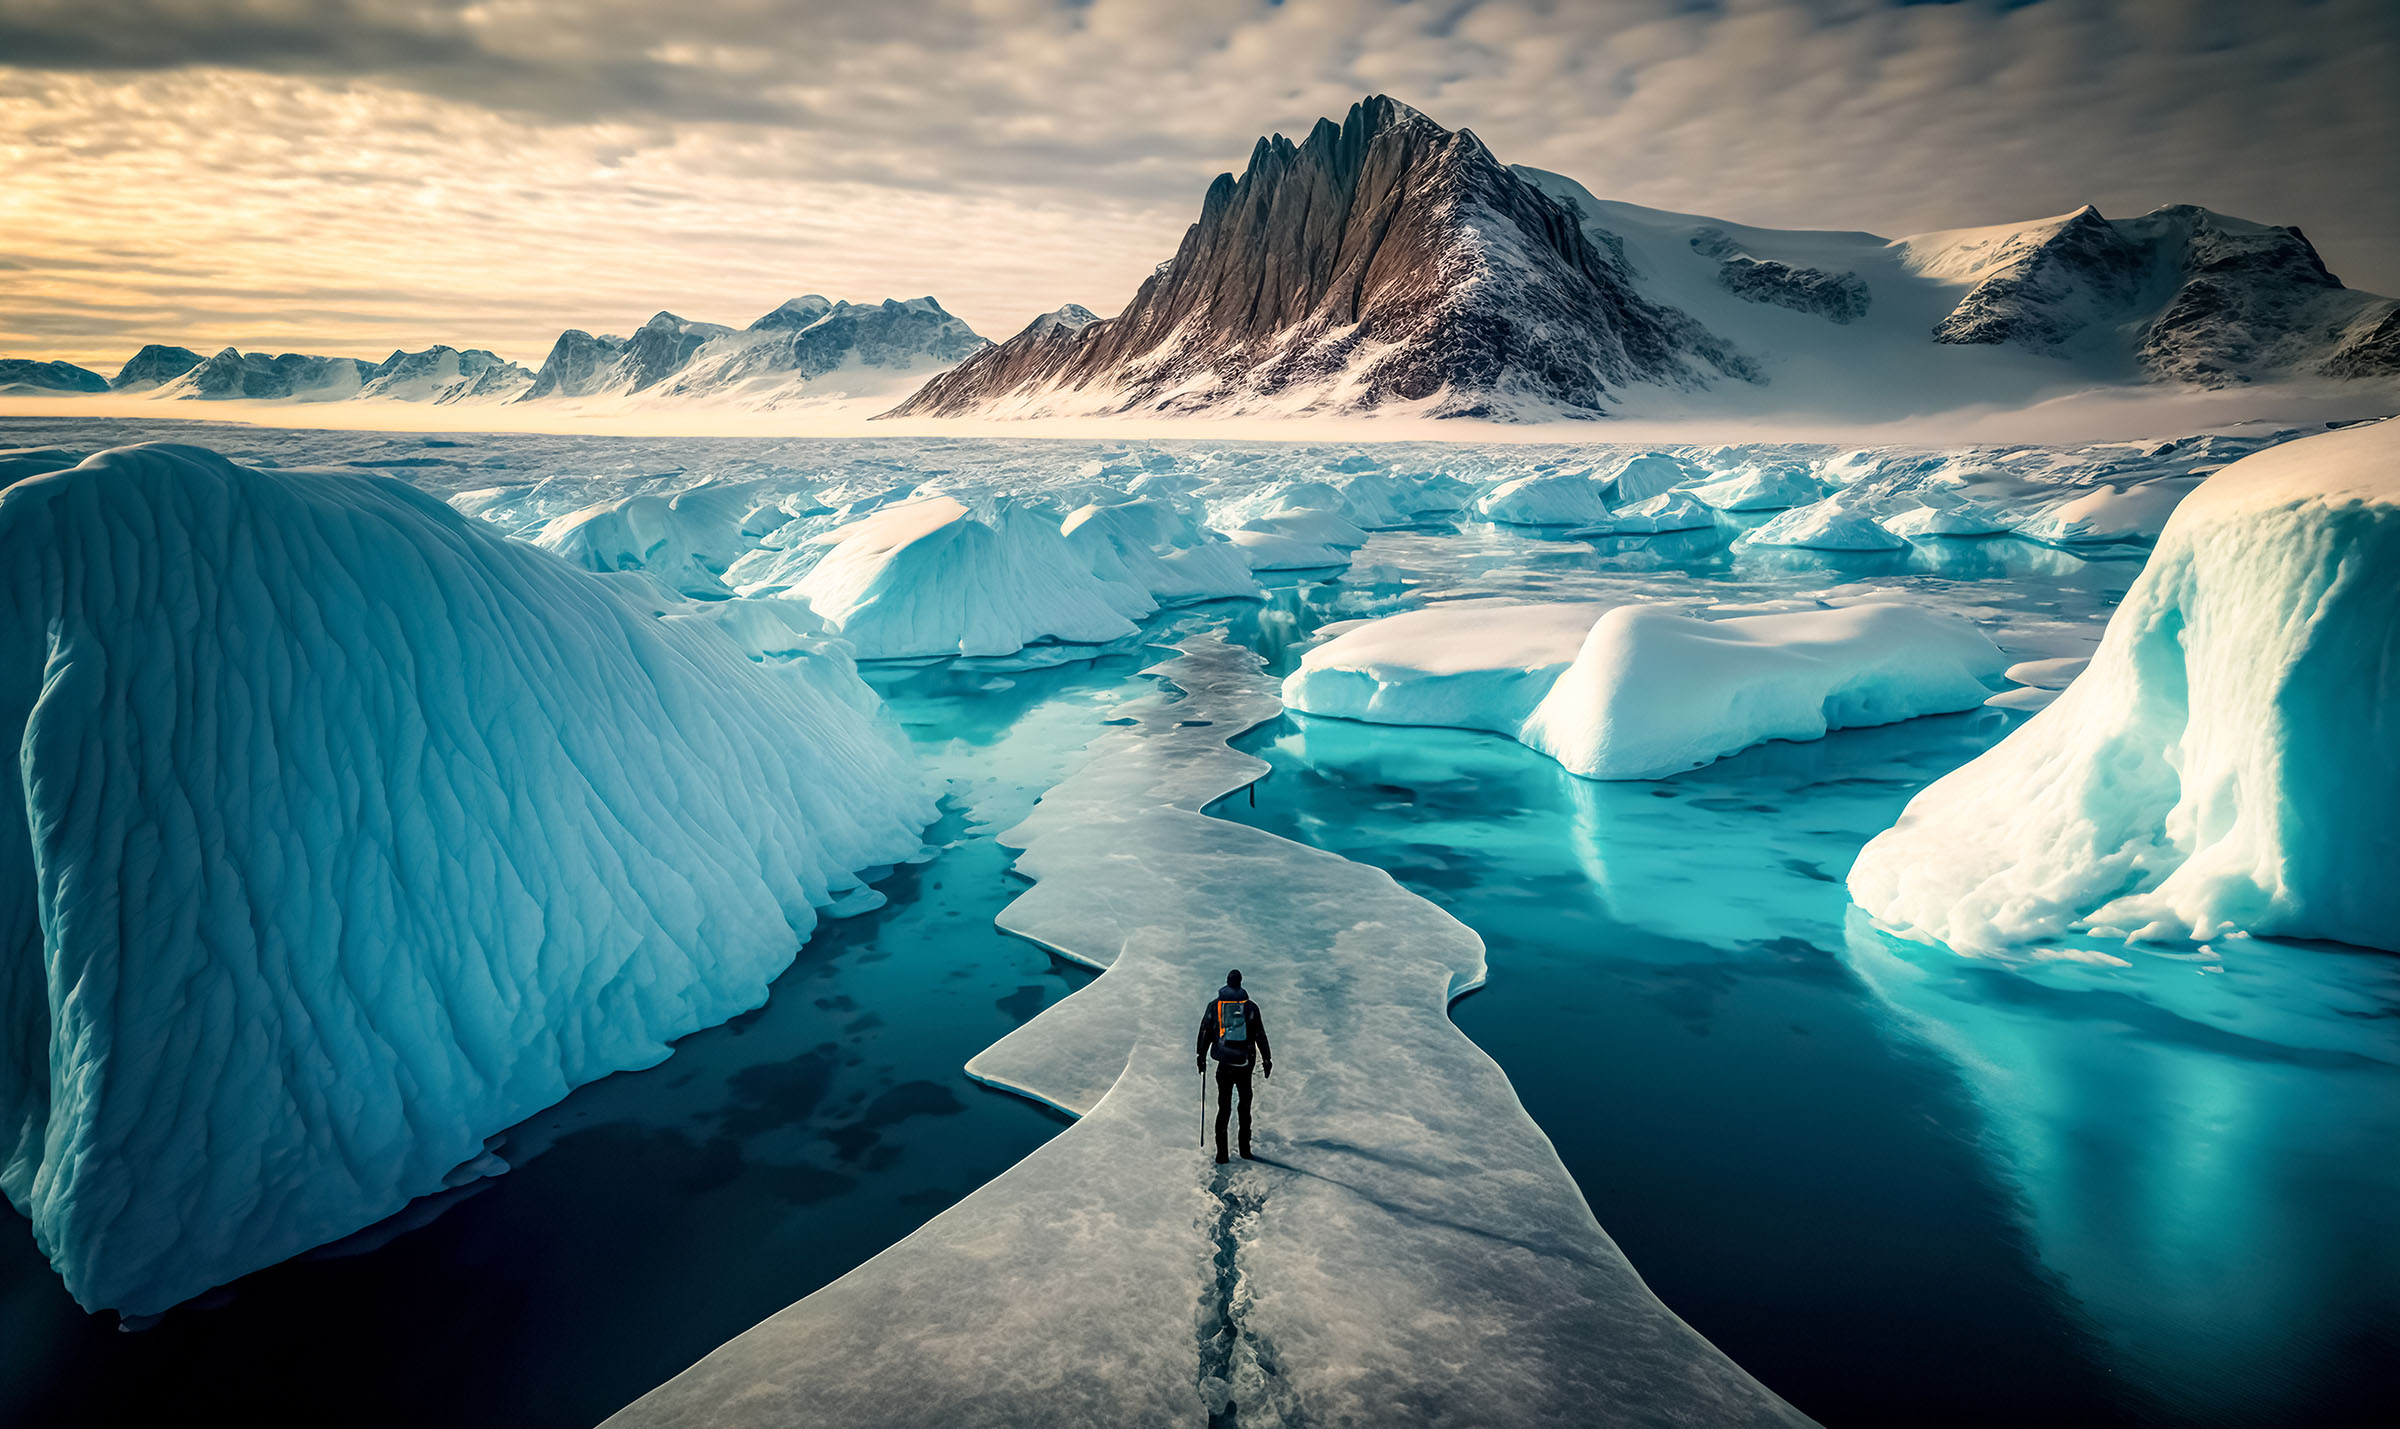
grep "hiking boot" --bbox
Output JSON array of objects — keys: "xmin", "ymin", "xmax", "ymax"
[
  {"xmin": 1239, "ymin": 1145, "xmax": 1256, "ymax": 1160},
  {"xmin": 1214, "ymin": 1151, "xmax": 1229, "ymax": 1165}
]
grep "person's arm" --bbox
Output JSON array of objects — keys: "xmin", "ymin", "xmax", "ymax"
[
  {"xmin": 1197, "ymin": 1006, "xmax": 1213, "ymax": 1071},
  {"xmin": 1251, "ymin": 1002, "xmax": 1271, "ymax": 1074}
]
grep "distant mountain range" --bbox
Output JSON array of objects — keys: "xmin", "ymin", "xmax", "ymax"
[
  {"xmin": 12, "ymin": 297, "xmax": 989, "ymax": 411},
  {"xmin": 7, "ymin": 95, "xmax": 2394, "ymax": 421}
]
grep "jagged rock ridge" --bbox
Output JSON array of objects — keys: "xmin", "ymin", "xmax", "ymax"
[
  {"xmin": 889, "ymin": 96, "xmax": 1755, "ymax": 420},
  {"xmin": 1929, "ymin": 203, "xmax": 2400, "ymax": 384}
]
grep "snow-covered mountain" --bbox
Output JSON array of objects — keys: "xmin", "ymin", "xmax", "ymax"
[
  {"xmin": 153, "ymin": 347, "xmax": 381, "ymax": 402},
  {"xmin": 109, "ymin": 344, "xmax": 207, "ymax": 392},
  {"xmin": 893, "ymin": 97, "xmax": 2399, "ymax": 422},
  {"xmin": 516, "ymin": 298, "xmax": 988, "ymax": 409},
  {"xmin": 647, "ymin": 297, "xmax": 990, "ymax": 408},
  {"xmin": 0, "ymin": 359, "xmax": 108, "ymax": 395},
  {"xmin": 891, "ymin": 96, "xmax": 1754, "ymax": 420},
  {"xmin": 357, "ymin": 345, "xmax": 535, "ymax": 404}
]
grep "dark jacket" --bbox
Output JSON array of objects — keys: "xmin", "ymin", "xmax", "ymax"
[{"xmin": 1197, "ymin": 985, "xmax": 1271, "ymax": 1068}]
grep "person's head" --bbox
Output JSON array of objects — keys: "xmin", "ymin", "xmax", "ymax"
[{"xmin": 1225, "ymin": 969, "xmax": 1242, "ymax": 989}]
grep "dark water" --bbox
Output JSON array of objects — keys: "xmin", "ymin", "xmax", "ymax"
[{"xmin": 0, "ymin": 655, "xmax": 1140, "ymax": 1429}]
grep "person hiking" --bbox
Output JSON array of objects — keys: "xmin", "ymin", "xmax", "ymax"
[{"xmin": 1196, "ymin": 969, "xmax": 1272, "ymax": 1164}]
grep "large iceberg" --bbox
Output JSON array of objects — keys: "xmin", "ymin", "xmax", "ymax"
[
  {"xmin": 1063, "ymin": 497, "xmax": 1262, "ymax": 606},
  {"xmin": 0, "ymin": 445, "xmax": 935, "ymax": 1314},
  {"xmin": 1285, "ymin": 600, "xmax": 2004, "ymax": 779},
  {"xmin": 1520, "ymin": 604, "xmax": 2004, "ymax": 778},
  {"xmin": 794, "ymin": 495, "xmax": 1148, "ymax": 658},
  {"xmin": 1850, "ymin": 420, "xmax": 2400, "ymax": 952}
]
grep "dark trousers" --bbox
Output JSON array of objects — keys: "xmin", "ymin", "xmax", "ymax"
[{"xmin": 1214, "ymin": 1062, "xmax": 1254, "ymax": 1156}]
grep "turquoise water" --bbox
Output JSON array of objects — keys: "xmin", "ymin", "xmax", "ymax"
[
  {"xmin": 1212, "ymin": 535, "xmax": 2400, "ymax": 1426},
  {"xmin": 0, "ymin": 654, "xmax": 1135, "ymax": 1427}
]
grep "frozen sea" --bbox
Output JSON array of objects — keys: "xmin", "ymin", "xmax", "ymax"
[{"xmin": 0, "ymin": 417, "xmax": 2393, "ymax": 1427}]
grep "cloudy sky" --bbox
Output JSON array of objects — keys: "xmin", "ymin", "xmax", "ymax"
[{"xmin": 4, "ymin": 0, "xmax": 2395, "ymax": 374}]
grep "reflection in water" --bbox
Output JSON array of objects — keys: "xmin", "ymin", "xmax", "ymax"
[
  {"xmin": 1224, "ymin": 696, "xmax": 2398, "ymax": 1427},
  {"xmin": 0, "ymin": 655, "xmax": 1132, "ymax": 1429},
  {"xmin": 1844, "ymin": 916, "xmax": 2400, "ymax": 1424}
]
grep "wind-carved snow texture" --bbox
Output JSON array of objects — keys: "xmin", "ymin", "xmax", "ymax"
[
  {"xmin": 1850, "ymin": 419, "xmax": 2400, "ymax": 954},
  {"xmin": 609, "ymin": 636, "xmax": 1812, "ymax": 1428},
  {"xmin": 0, "ymin": 444, "xmax": 937, "ymax": 1315}
]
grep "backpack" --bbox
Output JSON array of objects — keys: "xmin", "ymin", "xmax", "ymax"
[{"xmin": 1215, "ymin": 999, "xmax": 1253, "ymax": 1065}]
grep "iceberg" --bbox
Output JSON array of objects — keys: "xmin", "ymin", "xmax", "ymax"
[
  {"xmin": 1687, "ymin": 464, "xmax": 1822, "ymax": 512},
  {"xmin": 608, "ymin": 636, "xmax": 1809, "ymax": 1428},
  {"xmin": 1734, "ymin": 498, "xmax": 1908, "ymax": 551},
  {"xmin": 0, "ymin": 444, "xmax": 935, "ymax": 1315},
  {"xmin": 1603, "ymin": 453, "xmax": 1700, "ymax": 504},
  {"xmin": 1227, "ymin": 526, "xmax": 1352, "ymax": 570},
  {"xmin": 2011, "ymin": 477, "xmax": 2200, "ymax": 545},
  {"xmin": 1062, "ymin": 498, "xmax": 1261, "ymax": 606},
  {"xmin": 1286, "ymin": 600, "xmax": 2004, "ymax": 779},
  {"xmin": 1608, "ymin": 489, "xmax": 1719, "ymax": 533},
  {"xmin": 1474, "ymin": 471, "xmax": 1614, "ymax": 526},
  {"xmin": 1277, "ymin": 603, "xmax": 1608, "ymax": 733},
  {"xmin": 796, "ymin": 495, "xmax": 1147, "ymax": 658},
  {"xmin": 1879, "ymin": 499, "xmax": 2014, "ymax": 538},
  {"xmin": 534, "ymin": 488, "xmax": 753, "ymax": 599},
  {"xmin": 1520, "ymin": 604, "xmax": 2005, "ymax": 778},
  {"xmin": 1850, "ymin": 420, "xmax": 2400, "ymax": 952}
]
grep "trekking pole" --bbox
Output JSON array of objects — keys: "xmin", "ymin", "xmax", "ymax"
[{"xmin": 1199, "ymin": 1064, "xmax": 1207, "ymax": 1153}]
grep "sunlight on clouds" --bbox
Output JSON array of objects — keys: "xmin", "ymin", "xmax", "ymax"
[{"xmin": 1, "ymin": 0, "xmax": 2394, "ymax": 369}]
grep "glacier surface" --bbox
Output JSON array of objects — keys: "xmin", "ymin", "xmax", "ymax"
[{"xmin": 0, "ymin": 444, "xmax": 935, "ymax": 1314}]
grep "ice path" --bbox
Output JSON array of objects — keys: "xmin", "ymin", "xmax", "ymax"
[{"xmin": 611, "ymin": 635, "xmax": 1810, "ymax": 1428}]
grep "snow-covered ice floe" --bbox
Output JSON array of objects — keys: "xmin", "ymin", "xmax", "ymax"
[
  {"xmin": 610, "ymin": 636, "xmax": 1810, "ymax": 1427},
  {"xmin": 1286, "ymin": 600, "xmax": 2004, "ymax": 779},
  {"xmin": 1686, "ymin": 463, "xmax": 1822, "ymax": 512},
  {"xmin": 791, "ymin": 495, "xmax": 1152, "ymax": 658},
  {"xmin": 2009, "ymin": 476, "xmax": 2201, "ymax": 545},
  {"xmin": 0, "ymin": 444, "xmax": 936, "ymax": 1314},
  {"xmin": 1850, "ymin": 419, "xmax": 2400, "ymax": 953},
  {"xmin": 1607, "ymin": 488, "xmax": 1719, "ymax": 533},
  {"xmin": 1734, "ymin": 497, "xmax": 1908, "ymax": 551},
  {"xmin": 1474, "ymin": 470, "xmax": 1613, "ymax": 526}
]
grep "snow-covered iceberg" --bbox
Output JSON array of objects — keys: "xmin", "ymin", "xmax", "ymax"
[
  {"xmin": 1687, "ymin": 464, "xmax": 1821, "ymax": 512},
  {"xmin": 2011, "ymin": 477, "xmax": 2200, "ymax": 545},
  {"xmin": 1474, "ymin": 471, "xmax": 1613, "ymax": 526},
  {"xmin": 796, "ymin": 495, "xmax": 1148, "ymax": 658},
  {"xmin": 0, "ymin": 444, "xmax": 935, "ymax": 1315},
  {"xmin": 1850, "ymin": 420, "xmax": 2400, "ymax": 953},
  {"xmin": 1879, "ymin": 499, "xmax": 2014, "ymax": 538},
  {"xmin": 1286, "ymin": 600, "xmax": 2003, "ymax": 779},
  {"xmin": 1062, "ymin": 498, "xmax": 1261, "ymax": 606},
  {"xmin": 1608, "ymin": 489, "xmax": 1719, "ymax": 533},
  {"xmin": 1735, "ymin": 498, "xmax": 1907, "ymax": 551},
  {"xmin": 1521, "ymin": 604, "xmax": 2004, "ymax": 778},
  {"xmin": 1603, "ymin": 453, "xmax": 1699, "ymax": 504}
]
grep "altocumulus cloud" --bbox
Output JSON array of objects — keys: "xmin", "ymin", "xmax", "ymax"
[{"xmin": 2, "ymin": 0, "xmax": 2395, "ymax": 370}]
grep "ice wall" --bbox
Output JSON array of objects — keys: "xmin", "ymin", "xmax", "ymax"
[
  {"xmin": 1850, "ymin": 420, "xmax": 2400, "ymax": 952},
  {"xmin": 0, "ymin": 444, "xmax": 936, "ymax": 1314},
  {"xmin": 609, "ymin": 636, "xmax": 1811, "ymax": 1428}
]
